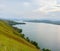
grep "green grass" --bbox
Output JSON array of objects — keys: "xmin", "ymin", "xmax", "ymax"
[{"xmin": 0, "ymin": 20, "xmax": 41, "ymax": 51}]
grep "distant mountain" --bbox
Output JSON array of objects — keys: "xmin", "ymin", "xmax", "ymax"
[
  {"xmin": 1, "ymin": 18, "xmax": 60, "ymax": 25},
  {"xmin": 0, "ymin": 19, "xmax": 26, "ymax": 25},
  {"xmin": 24, "ymin": 19, "xmax": 60, "ymax": 25}
]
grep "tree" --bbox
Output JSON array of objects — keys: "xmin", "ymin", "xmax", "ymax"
[
  {"xmin": 42, "ymin": 48, "xmax": 51, "ymax": 51},
  {"xmin": 13, "ymin": 27, "xmax": 22, "ymax": 33},
  {"xmin": 21, "ymin": 34, "xmax": 25, "ymax": 38},
  {"xmin": 42, "ymin": 48, "xmax": 46, "ymax": 51},
  {"xmin": 31, "ymin": 41, "xmax": 38, "ymax": 46},
  {"xmin": 31, "ymin": 40, "xmax": 40, "ymax": 49},
  {"xmin": 26, "ymin": 37, "xmax": 30, "ymax": 42}
]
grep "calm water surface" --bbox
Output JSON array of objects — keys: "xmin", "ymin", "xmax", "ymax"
[{"xmin": 13, "ymin": 22, "xmax": 60, "ymax": 51}]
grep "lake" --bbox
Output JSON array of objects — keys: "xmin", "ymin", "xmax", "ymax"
[{"xmin": 13, "ymin": 22, "xmax": 60, "ymax": 51}]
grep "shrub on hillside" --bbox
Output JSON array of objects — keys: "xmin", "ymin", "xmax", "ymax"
[
  {"xmin": 42, "ymin": 48, "xmax": 51, "ymax": 51},
  {"xmin": 20, "ymin": 34, "xmax": 25, "ymax": 39},
  {"xmin": 26, "ymin": 37, "xmax": 30, "ymax": 42},
  {"xmin": 31, "ymin": 40, "xmax": 40, "ymax": 49},
  {"xmin": 13, "ymin": 27, "xmax": 22, "ymax": 33}
]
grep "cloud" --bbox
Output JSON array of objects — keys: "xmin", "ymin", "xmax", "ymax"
[
  {"xmin": 23, "ymin": 2, "xmax": 30, "ymax": 6},
  {"xmin": 33, "ymin": 0, "xmax": 60, "ymax": 13},
  {"xmin": 34, "ymin": 6, "xmax": 60, "ymax": 14},
  {"xmin": 0, "ymin": 0, "xmax": 60, "ymax": 19}
]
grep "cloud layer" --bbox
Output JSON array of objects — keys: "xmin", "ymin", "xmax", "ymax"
[{"xmin": 0, "ymin": 0, "xmax": 60, "ymax": 19}]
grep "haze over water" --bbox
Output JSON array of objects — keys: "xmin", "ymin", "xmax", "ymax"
[{"xmin": 14, "ymin": 22, "xmax": 60, "ymax": 51}]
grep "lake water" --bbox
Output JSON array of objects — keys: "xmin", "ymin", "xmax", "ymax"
[{"xmin": 13, "ymin": 22, "xmax": 60, "ymax": 51}]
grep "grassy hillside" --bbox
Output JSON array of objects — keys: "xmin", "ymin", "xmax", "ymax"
[{"xmin": 0, "ymin": 20, "xmax": 41, "ymax": 51}]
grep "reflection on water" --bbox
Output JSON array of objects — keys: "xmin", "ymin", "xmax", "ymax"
[{"xmin": 14, "ymin": 22, "xmax": 60, "ymax": 51}]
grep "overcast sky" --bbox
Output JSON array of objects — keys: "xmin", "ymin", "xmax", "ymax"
[{"xmin": 0, "ymin": 0, "xmax": 60, "ymax": 20}]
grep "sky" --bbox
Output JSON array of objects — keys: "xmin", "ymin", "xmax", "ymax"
[{"xmin": 0, "ymin": 0, "xmax": 60, "ymax": 20}]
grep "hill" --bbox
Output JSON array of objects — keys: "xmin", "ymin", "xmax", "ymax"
[
  {"xmin": 0, "ymin": 20, "xmax": 41, "ymax": 51},
  {"xmin": 24, "ymin": 19, "xmax": 60, "ymax": 25}
]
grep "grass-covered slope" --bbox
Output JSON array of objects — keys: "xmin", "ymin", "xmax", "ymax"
[{"xmin": 0, "ymin": 20, "xmax": 41, "ymax": 51}]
